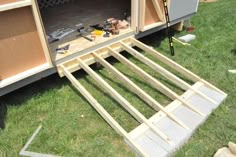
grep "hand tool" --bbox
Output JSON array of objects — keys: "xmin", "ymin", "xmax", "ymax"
[{"xmin": 76, "ymin": 23, "xmax": 94, "ymax": 42}]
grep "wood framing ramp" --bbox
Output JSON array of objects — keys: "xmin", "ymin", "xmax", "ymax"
[{"xmin": 57, "ymin": 37, "xmax": 227, "ymax": 157}]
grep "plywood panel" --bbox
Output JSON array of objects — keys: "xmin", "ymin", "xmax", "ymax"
[
  {"xmin": 145, "ymin": 0, "xmax": 163, "ymax": 26},
  {"xmin": 0, "ymin": 0, "xmax": 20, "ymax": 5},
  {"xmin": 169, "ymin": 0, "xmax": 199, "ymax": 21},
  {"xmin": 0, "ymin": 6, "xmax": 47, "ymax": 80}
]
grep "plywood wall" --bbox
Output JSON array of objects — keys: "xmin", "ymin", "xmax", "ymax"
[
  {"xmin": 0, "ymin": 6, "xmax": 47, "ymax": 80},
  {"xmin": 0, "ymin": 0, "xmax": 19, "ymax": 5}
]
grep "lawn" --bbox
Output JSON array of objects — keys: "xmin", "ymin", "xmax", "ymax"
[{"xmin": 0, "ymin": 0, "xmax": 236, "ymax": 156}]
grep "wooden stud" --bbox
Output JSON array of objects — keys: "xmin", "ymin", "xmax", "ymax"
[
  {"xmin": 93, "ymin": 52, "xmax": 189, "ymax": 129},
  {"xmin": 131, "ymin": 38, "xmax": 226, "ymax": 95},
  {"xmin": 108, "ymin": 48, "xmax": 204, "ymax": 116},
  {"xmin": 131, "ymin": 0, "xmax": 138, "ymax": 31},
  {"xmin": 139, "ymin": 0, "xmax": 146, "ymax": 31},
  {"xmin": 31, "ymin": 0, "xmax": 53, "ymax": 66},
  {"xmin": 60, "ymin": 65, "xmax": 148, "ymax": 157},
  {"xmin": 120, "ymin": 41, "xmax": 218, "ymax": 106},
  {"xmin": 76, "ymin": 57, "xmax": 172, "ymax": 144},
  {"xmin": 152, "ymin": 0, "xmax": 164, "ymax": 21},
  {"xmin": 172, "ymin": 37, "xmax": 191, "ymax": 46}
]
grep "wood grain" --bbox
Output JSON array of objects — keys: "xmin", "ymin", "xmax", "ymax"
[
  {"xmin": 0, "ymin": 0, "xmax": 19, "ymax": 5},
  {"xmin": 0, "ymin": 7, "xmax": 47, "ymax": 80}
]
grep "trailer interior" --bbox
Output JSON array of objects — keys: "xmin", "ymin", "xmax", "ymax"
[{"xmin": 37, "ymin": 0, "xmax": 135, "ymax": 62}]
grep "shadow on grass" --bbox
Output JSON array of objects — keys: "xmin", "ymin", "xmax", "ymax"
[
  {"xmin": 0, "ymin": 104, "xmax": 7, "ymax": 129},
  {"xmin": 0, "ymin": 72, "xmax": 87, "ymax": 129}
]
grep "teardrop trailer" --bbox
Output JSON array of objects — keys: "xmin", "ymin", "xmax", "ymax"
[{"xmin": 0, "ymin": 0, "xmax": 227, "ymax": 156}]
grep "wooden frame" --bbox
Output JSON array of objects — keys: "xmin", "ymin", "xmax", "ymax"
[
  {"xmin": 229, "ymin": 70, "xmax": 236, "ymax": 74},
  {"xmin": 57, "ymin": 37, "xmax": 227, "ymax": 157},
  {"xmin": 19, "ymin": 125, "xmax": 60, "ymax": 157},
  {"xmin": 0, "ymin": 0, "xmax": 52, "ymax": 88},
  {"xmin": 0, "ymin": 0, "xmax": 31, "ymax": 12}
]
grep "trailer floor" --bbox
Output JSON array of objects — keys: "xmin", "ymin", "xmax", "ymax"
[{"xmin": 39, "ymin": 0, "xmax": 132, "ymax": 61}]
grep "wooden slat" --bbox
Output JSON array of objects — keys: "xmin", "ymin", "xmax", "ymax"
[
  {"xmin": 76, "ymin": 57, "xmax": 172, "ymax": 144},
  {"xmin": 139, "ymin": 0, "xmax": 146, "ymax": 31},
  {"xmin": 108, "ymin": 48, "xmax": 204, "ymax": 116},
  {"xmin": 152, "ymin": 0, "xmax": 164, "ymax": 21},
  {"xmin": 60, "ymin": 65, "xmax": 148, "ymax": 157},
  {"xmin": 131, "ymin": 38, "xmax": 226, "ymax": 95},
  {"xmin": 93, "ymin": 52, "xmax": 189, "ymax": 129},
  {"xmin": 120, "ymin": 42, "xmax": 218, "ymax": 105}
]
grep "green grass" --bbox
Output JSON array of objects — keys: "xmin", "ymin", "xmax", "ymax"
[{"xmin": 1, "ymin": 0, "xmax": 236, "ymax": 156}]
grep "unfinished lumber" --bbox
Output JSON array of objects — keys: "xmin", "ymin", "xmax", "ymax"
[
  {"xmin": 0, "ymin": 0, "xmax": 31, "ymax": 12},
  {"xmin": 19, "ymin": 125, "xmax": 60, "ymax": 157},
  {"xmin": 131, "ymin": 38, "xmax": 226, "ymax": 95},
  {"xmin": 92, "ymin": 52, "xmax": 189, "ymax": 130},
  {"xmin": 32, "ymin": 0, "xmax": 52, "ymax": 66},
  {"xmin": 60, "ymin": 65, "xmax": 148, "ymax": 157},
  {"xmin": 120, "ymin": 41, "xmax": 218, "ymax": 106},
  {"xmin": 108, "ymin": 48, "xmax": 204, "ymax": 116},
  {"xmin": 151, "ymin": 0, "xmax": 164, "ymax": 21},
  {"xmin": 76, "ymin": 57, "xmax": 171, "ymax": 143},
  {"xmin": 56, "ymin": 37, "xmax": 227, "ymax": 157}
]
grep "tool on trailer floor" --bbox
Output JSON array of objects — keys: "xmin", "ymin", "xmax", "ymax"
[
  {"xmin": 103, "ymin": 21, "xmax": 111, "ymax": 38},
  {"xmin": 163, "ymin": 0, "xmax": 175, "ymax": 56},
  {"xmin": 76, "ymin": 23, "xmax": 94, "ymax": 42},
  {"xmin": 47, "ymin": 28, "xmax": 75, "ymax": 43},
  {"xmin": 56, "ymin": 44, "xmax": 70, "ymax": 54},
  {"xmin": 91, "ymin": 30, "xmax": 103, "ymax": 36}
]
